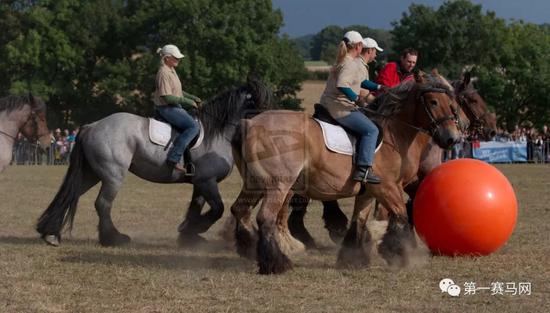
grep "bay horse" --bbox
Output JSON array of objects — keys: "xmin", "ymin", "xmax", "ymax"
[
  {"xmin": 288, "ymin": 72, "xmax": 498, "ymax": 247},
  {"xmin": 230, "ymin": 72, "xmax": 462, "ymax": 274},
  {"xmin": 36, "ymin": 78, "xmax": 272, "ymax": 247},
  {"xmin": 0, "ymin": 94, "xmax": 50, "ymax": 173}
]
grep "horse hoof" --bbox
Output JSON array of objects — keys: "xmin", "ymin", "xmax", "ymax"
[
  {"xmin": 178, "ymin": 220, "xmax": 210, "ymax": 235},
  {"xmin": 258, "ymin": 257, "xmax": 293, "ymax": 275},
  {"xmin": 378, "ymin": 242, "xmax": 408, "ymax": 267},
  {"xmin": 42, "ymin": 235, "xmax": 59, "ymax": 247},
  {"xmin": 328, "ymin": 228, "xmax": 347, "ymax": 244},
  {"xmin": 100, "ymin": 233, "xmax": 131, "ymax": 247},
  {"xmin": 336, "ymin": 247, "xmax": 370, "ymax": 269},
  {"xmin": 177, "ymin": 232, "xmax": 207, "ymax": 248}
]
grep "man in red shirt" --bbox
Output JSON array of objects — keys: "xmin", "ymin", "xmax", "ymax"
[{"xmin": 376, "ymin": 48, "xmax": 418, "ymax": 87}]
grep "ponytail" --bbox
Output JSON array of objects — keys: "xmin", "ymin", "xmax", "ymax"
[
  {"xmin": 334, "ymin": 41, "xmax": 361, "ymax": 66},
  {"xmin": 335, "ymin": 41, "xmax": 348, "ymax": 66},
  {"xmin": 157, "ymin": 47, "xmax": 168, "ymax": 66}
]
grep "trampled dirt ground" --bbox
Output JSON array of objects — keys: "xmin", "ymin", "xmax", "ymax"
[{"xmin": 1, "ymin": 163, "xmax": 549, "ymax": 313}]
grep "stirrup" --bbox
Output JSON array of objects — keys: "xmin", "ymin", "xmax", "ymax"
[
  {"xmin": 184, "ymin": 162, "xmax": 195, "ymax": 176},
  {"xmin": 365, "ymin": 167, "xmax": 381, "ymax": 184},
  {"xmin": 352, "ymin": 167, "xmax": 368, "ymax": 183},
  {"xmin": 353, "ymin": 166, "xmax": 381, "ymax": 184}
]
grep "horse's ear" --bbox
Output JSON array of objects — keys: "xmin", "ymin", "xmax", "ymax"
[
  {"xmin": 28, "ymin": 92, "xmax": 35, "ymax": 107},
  {"xmin": 414, "ymin": 70, "xmax": 425, "ymax": 83},
  {"xmin": 463, "ymin": 71, "xmax": 471, "ymax": 86}
]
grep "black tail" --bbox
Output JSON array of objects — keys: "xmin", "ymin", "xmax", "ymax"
[{"xmin": 36, "ymin": 131, "xmax": 87, "ymax": 237}]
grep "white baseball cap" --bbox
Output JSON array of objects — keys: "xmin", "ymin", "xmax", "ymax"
[
  {"xmin": 363, "ymin": 37, "xmax": 383, "ymax": 52},
  {"xmin": 157, "ymin": 44, "xmax": 185, "ymax": 59},
  {"xmin": 343, "ymin": 31, "xmax": 364, "ymax": 45}
]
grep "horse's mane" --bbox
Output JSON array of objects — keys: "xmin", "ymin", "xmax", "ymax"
[
  {"xmin": 0, "ymin": 94, "xmax": 46, "ymax": 114},
  {"xmin": 375, "ymin": 74, "xmax": 455, "ymax": 116},
  {"xmin": 198, "ymin": 77, "xmax": 273, "ymax": 144}
]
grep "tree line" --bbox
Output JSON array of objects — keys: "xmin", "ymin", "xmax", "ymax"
[
  {"xmin": 2, "ymin": 0, "xmax": 549, "ymax": 130},
  {"xmin": 296, "ymin": 0, "xmax": 550, "ymax": 130},
  {"xmin": 1, "ymin": 0, "xmax": 307, "ymax": 127}
]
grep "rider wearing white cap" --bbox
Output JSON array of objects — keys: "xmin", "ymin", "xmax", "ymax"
[
  {"xmin": 153, "ymin": 44, "xmax": 201, "ymax": 173},
  {"xmin": 355, "ymin": 37, "xmax": 386, "ymax": 104},
  {"xmin": 319, "ymin": 31, "xmax": 382, "ymax": 184}
]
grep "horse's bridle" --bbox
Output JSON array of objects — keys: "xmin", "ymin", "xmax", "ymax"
[
  {"xmin": 457, "ymin": 91, "xmax": 490, "ymax": 132},
  {"xmin": 0, "ymin": 128, "xmax": 17, "ymax": 142},
  {"xmin": 363, "ymin": 87, "xmax": 459, "ymax": 136},
  {"xmin": 0, "ymin": 110, "xmax": 45, "ymax": 143},
  {"xmin": 418, "ymin": 87, "xmax": 459, "ymax": 136}
]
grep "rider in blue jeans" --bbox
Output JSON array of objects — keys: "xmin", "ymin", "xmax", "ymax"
[
  {"xmin": 153, "ymin": 44, "xmax": 200, "ymax": 173},
  {"xmin": 320, "ymin": 32, "xmax": 385, "ymax": 184}
]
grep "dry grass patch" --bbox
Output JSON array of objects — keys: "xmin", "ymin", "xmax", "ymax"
[{"xmin": 1, "ymin": 164, "xmax": 549, "ymax": 312}]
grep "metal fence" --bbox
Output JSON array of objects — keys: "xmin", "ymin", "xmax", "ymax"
[
  {"xmin": 10, "ymin": 138, "xmax": 550, "ymax": 165},
  {"xmin": 10, "ymin": 139, "xmax": 69, "ymax": 166}
]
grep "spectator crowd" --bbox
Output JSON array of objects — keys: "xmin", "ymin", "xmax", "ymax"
[
  {"xmin": 444, "ymin": 124, "xmax": 550, "ymax": 163},
  {"xmin": 12, "ymin": 128, "xmax": 79, "ymax": 165},
  {"xmin": 10, "ymin": 124, "xmax": 550, "ymax": 165}
]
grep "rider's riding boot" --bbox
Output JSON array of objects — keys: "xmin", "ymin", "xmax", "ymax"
[
  {"xmin": 166, "ymin": 159, "xmax": 190, "ymax": 174},
  {"xmin": 352, "ymin": 166, "xmax": 381, "ymax": 184}
]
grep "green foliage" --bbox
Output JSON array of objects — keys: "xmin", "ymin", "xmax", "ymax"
[
  {"xmin": 0, "ymin": 0, "xmax": 307, "ymax": 126},
  {"xmin": 473, "ymin": 23, "xmax": 550, "ymax": 130},
  {"xmin": 391, "ymin": 0, "xmax": 506, "ymax": 75},
  {"xmin": 292, "ymin": 34, "xmax": 314, "ymax": 60},
  {"xmin": 391, "ymin": 0, "xmax": 550, "ymax": 129}
]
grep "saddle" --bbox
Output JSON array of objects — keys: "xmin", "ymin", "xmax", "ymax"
[
  {"xmin": 149, "ymin": 111, "xmax": 204, "ymax": 166},
  {"xmin": 312, "ymin": 103, "xmax": 383, "ymax": 157}
]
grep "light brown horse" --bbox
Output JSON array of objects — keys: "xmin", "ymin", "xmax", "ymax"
[
  {"xmin": 0, "ymin": 94, "xmax": 50, "ymax": 173},
  {"xmin": 230, "ymin": 72, "xmax": 462, "ymax": 274},
  {"xmin": 373, "ymin": 71, "xmax": 498, "ymax": 221},
  {"xmin": 287, "ymin": 71, "xmax": 497, "ymax": 247}
]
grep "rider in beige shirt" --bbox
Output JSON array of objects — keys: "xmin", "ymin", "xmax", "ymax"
[
  {"xmin": 154, "ymin": 44, "xmax": 201, "ymax": 173},
  {"xmin": 319, "ymin": 32, "xmax": 384, "ymax": 184}
]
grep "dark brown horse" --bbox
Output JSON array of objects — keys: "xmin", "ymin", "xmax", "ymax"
[
  {"xmin": 0, "ymin": 94, "xmax": 50, "ymax": 173},
  {"xmin": 230, "ymin": 72, "xmax": 462, "ymax": 274},
  {"xmin": 287, "ymin": 72, "xmax": 497, "ymax": 248}
]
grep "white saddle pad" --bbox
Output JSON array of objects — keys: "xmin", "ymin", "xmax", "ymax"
[
  {"xmin": 314, "ymin": 119, "xmax": 383, "ymax": 156},
  {"xmin": 314, "ymin": 119, "xmax": 356, "ymax": 155},
  {"xmin": 148, "ymin": 118, "xmax": 204, "ymax": 150}
]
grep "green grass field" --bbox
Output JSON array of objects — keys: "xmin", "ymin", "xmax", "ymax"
[
  {"xmin": 304, "ymin": 61, "xmax": 329, "ymax": 67},
  {"xmin": 1, "ymin": 164, "xmax": 549, "ymax": 312}
]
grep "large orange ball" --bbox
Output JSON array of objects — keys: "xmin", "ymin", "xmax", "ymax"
[{"xmin": 413, "ymin": 159, "xmax": 518, "ymax": 256}]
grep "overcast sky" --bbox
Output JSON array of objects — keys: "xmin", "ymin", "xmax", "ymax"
[{"xmin": 272, "ymin": 0, "xmax": 550, "ymax": 37}]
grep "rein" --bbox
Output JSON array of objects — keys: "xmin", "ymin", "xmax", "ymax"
[
  {"xmin": 364, "ymin": 87, "xmax": 459, "ymax": 135},
  {"xmin": 361, "ymin": 107, "xmax": 430, "ymax": 134}
]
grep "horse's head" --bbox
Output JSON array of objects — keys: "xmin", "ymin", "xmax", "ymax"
[
  {"xmin": 413, "ymin": 71, "xmax": 462, "ymax": 149},
  {"xmin": 240, "ymin": 75, "xmax": 275, "ymax": 116},
  {"xmin": 20, "ymin": 94, "xmax": 50, "ymax": 149},
  {"xmin": 199, "ymin": 77, "xmax": 274, "ymax": 144},
  {"xmin": 454, "ymin": 72, "xmax": 497, "ymax": 140}
]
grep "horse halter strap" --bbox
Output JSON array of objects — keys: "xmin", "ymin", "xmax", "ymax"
[
  {"xmin": 418, "ymin": 87, "xmax": 458, "ymax": 136},
  {"xmin": 0, "ymin": 129, "xmax": 17, "ymax": 141},
  {"xmin": 0, "ymin": 110, "xmax": 41, "ymax": 142},
  {"xmin": 457, "ymin": 92, "xmax": 488, "ymax": 129}
]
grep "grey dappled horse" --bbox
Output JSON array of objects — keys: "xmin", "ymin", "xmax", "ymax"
[
  {"xmin": 37, "ymin": 78, "xmax": 272, "ymax": 247},
  {"xmin": 0, "ymin": 94, "xmax": 50, "ymax": 173}
]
